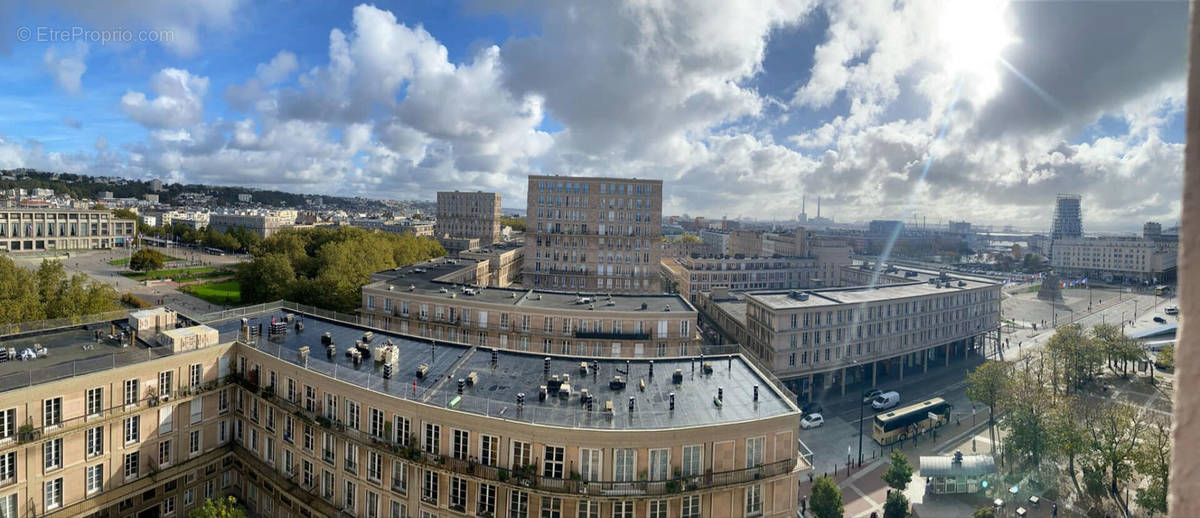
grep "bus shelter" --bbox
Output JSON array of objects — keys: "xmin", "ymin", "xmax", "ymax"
[{"xmin": 920, "ymin": 451, "xmax": 996, "ymax": 494}]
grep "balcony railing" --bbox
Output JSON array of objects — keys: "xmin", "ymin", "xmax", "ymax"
[{"xmin": 574, "ymin": 331, "xmax": 651, "ymax": 340}]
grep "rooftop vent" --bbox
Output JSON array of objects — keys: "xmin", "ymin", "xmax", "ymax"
[
  {"xmin": 387, "ymin": 285, "xmax": 394, "ymax": 291},
  {"xmin": 641, "ymin": 302, "xmax": 648, "ymax": 310},
  {"xmin": 664, "ymin": 305, "xmax": 671, "ymax": 312},
  {"xmin": 957, "ymin": 281, "xmax": 966, "ymax": 287},
  {"xmin": 790, "ymin": 291, "xmax": 810, "ymax": 301}
]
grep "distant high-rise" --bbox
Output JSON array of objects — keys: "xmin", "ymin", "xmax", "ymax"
[
  {"xmin": 435, "ymin": 191, "xmax": 501, "ymax": 245},
  {"xmin": 525, "ymin": 175, "xmax": 662, "ymax": 293},
  {"xmin": 149, "ymin": 178, "xmax": 163, "ymax": 192},
  {"xmin": 1051, "ymin": 194, "xmax": 1082, "ymax": 240},
  {"xmin": 1144, "ymin": 221, "xmax": 1162, "ymax": 240}
]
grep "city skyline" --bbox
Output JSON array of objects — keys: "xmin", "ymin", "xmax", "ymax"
[{"xmin": 0, "ymin": 1, "xmax": 1185, "ymax": 231}]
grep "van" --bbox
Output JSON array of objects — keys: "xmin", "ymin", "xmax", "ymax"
[
  {"xmin": 1165, "ymin": 306, "xmax": 1179, "ymax": 315},
  {"xmin": 871, "ymin": 391, "xmax": 900, "ymax": 411}
]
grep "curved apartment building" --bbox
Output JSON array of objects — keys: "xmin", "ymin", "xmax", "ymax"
[{"xmin": 0, "ymin": 303, "xmax": 805, "ymax": 518}]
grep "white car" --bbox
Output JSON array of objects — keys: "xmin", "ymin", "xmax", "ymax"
[
  {"xmin": 1165, "ymin": 306, "xmax": 1179, "ymax": 315},
  {"xmin": 800, "ymin": 413, "xmax": 824, "ymax": 429}
]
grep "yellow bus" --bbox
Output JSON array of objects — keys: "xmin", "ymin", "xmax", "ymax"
[{"xmin": 872, "ymin": 397, "xmax": 951, "ymax": 446}]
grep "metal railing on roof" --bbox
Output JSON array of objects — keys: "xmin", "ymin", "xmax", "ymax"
[{"xmin": 0, "ymin": 309, "xmax": 130, "ymax": 338}]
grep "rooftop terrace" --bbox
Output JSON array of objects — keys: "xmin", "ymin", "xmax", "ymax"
[
  {"xmin": 202, "ymin": 303, "xmax": 795, "ymax": 430},
  {"xmin": 747, "ymin": 276, "xmax": 996, "ymax": 310},
  {"xmin": 368, "ymin": 259, "xmax": 694, "ymax": 314}
]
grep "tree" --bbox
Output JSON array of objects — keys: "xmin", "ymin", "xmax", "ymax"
[
  {"xmin": 881, "ymin": 451, "xmax": 914, "ymax": 491},
  {"xmin": 883, "ymin": 490, "xmax": 910, "ymax": 518},
  {"xmin": 129, "ymin": 248, "xmax": 166, "ymax": 271},
  {"xmin": 972, "ymin": 508, "xmax": 996, "ymax": 518},
  {"xmin": 676, "ymin": 233, "xmax": 702, "ymax": 243},
  {"xmin": 1155, "ymin": 346, "xmax": 1174, "ymax": 371},
  {"xmin": 111, "ymin": 208, "xmax": 138, "ymax": 220},
  {"xmin": 1048, "ymin": 396, "xmax": 1088, "ymax": 480},
  {"xmin": 189, "ymin": 496, "xmax": 246, "ymax": 518},
  {"xmin": 966, "ymin": 361, "xmax": 1010, "ymax": 447},
  {"xmin": 1134, "ymin": 417, "xmax": 1170, "ymax": 516},
  {"xmin": 1085, "ymin": 402, "xmax": 1145, "ymax": 511},
  {"xmin": 1002, "ymin": 369, "xmax": 1057, "ymax": 469},
  {"xmin": 809, "ymin": 475, "xmax": 844, "ymax": 518},
  {"xmin": 1045, "ymin": 325, "xmax": 1102, "ymax": 394},
  {"xmin": 236, "ymin": 254, "xmax": 295, "ymax": 303},
  {"xmin": 500, "ymin": 216, "xmax": 526, "ymax": 232}
]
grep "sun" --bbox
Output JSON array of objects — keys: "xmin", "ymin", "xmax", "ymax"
[{"xmin": 938, "ymin": 0, "xmax": 1016, "ymax": 77}]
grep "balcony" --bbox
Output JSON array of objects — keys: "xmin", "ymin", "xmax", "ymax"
[{"xmin": 574, "ymin": 331, "xmax": 651, "ymax": 340}]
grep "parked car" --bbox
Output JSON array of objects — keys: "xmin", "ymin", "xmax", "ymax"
[
  {"xmin": 871, "ymin": 391, "xmax": 901, "ymax": 411},
  {"xmin": 1165, "ymin": 306, "xmax": 1179, "ymax": 315},
  {"xmin": 862, "ymin": 389, "xmax": 883, "ymax": 404},
  {"xmin": 800, "ymin": 413, "xmax": 825, "ymax": 429},
  {"xmin": 1153, "ymin": 316, "xmax": 1167, "ymax": 324}
]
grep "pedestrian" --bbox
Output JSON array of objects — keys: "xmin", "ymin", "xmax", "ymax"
[
  {"xmin": 801, "ymin": 496, "xmax": 807, "ymax": 515},
  {"xmin": 1052, "ymin": 502, "xmax": 1058, "ymax": 517}
]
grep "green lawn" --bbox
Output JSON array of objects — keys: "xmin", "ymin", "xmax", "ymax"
[
  {"xmin": 181, "ymin": 280, "xmax": 242, "ymax": 306},
  {"xmin": 123, "ymin": 266, "xmax": 227, "ymax": 282},
  {"xmin": 108, "ymin": 253, "xmax": 180, "ymax": 266}
]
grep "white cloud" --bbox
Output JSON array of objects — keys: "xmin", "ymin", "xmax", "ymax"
[
  {"xmin": 42, "ymin": 43, "xmax": 88, "ymax": 95},
  {"xmin": 120, "ymin": 68, "xmax": 209, "ymax": 129},
  {"xmin": 256, "ymin": 50, "xmax": 298, "ymax": 84}
]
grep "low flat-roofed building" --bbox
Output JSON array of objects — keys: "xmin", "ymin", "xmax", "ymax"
[
  {"xmin": 362, "ymin": 258, "xmax": 700, "ymax": 358},
  {"xmin": 457, "ymin": 240, "xmax": 524, "ymax": 287},
  {"xmin": 0, "ymin": 304, "xmax": 807, "ymax": 518},
  {"xmin": 698, "ymin": 268, "xmax": 1001, "ymax": 400},
  {"xmin": 157, "ymin": 324, "xmax": 220, "ymax": 352},
  {"xmin": 1050, "ymin": 236, "xmax": 1178, "ymax": 283}
]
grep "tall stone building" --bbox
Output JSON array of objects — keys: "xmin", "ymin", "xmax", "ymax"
[
  {"xmin": 435, "ymin": 191, "xmax": 502, "ymax": 245},
  {"xmin": 525, "ymin": 175, "xmax": 663, "ymax": 294}
]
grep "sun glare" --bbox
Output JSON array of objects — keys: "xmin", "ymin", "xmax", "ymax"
[{"xmin": 938, "ymin": 0, "xmax": 1015, "ymax": 77}]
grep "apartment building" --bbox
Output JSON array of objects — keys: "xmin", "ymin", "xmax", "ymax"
[
  {"xmin": 524, "ymin": 176, "xmax": 663, "ymax": 294},
  {"xmin": 362, "ymin": 259, "xmax": 699, "ymax": 358},
  {"xmin": 457, "ymin": 241, "xmax": 524, "ymax": 288},
  {"xmin": 1050, "ymin": 237, "xmax": 1178, "ymax": 282},
  {"xmin": 0, "ymin": 208, "xmax": 136, "ymax": 252},
  {"xmin": 209, "ymin": 213, "xmax": 296, "ymax": 238},
  {"xmin": 436, "ymin": 191, "xmax": 502, "ymax": 245},
  {"xmin": 662, "ymin": 238, "xmax": 851, "ymax": 303},
  {"xmin": 349, "ymin": 219, "xmax": 435, "ymax": 238},
  {"xmin": 0, "ymin": 303, "xmax": 805, "ymax": 518},
  {"xmin": 697, "ymin": 270, "xmax": 1001, "ymax": 400}
]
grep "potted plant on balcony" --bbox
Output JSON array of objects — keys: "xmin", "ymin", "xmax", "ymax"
[
  {"xmin": 261, "ymin": 385, "xmax": 276, "ymax": 400},
  {"xmin": 316, "ymin": 415, "xmax": 332, "ymax": 429},
  {"xmin": 17, "ymin": 424, "xmax": 34, "ymax": 443},
  {"xmin": 497, "ymin": 468, "xmax": 510, "ymax": 482},
  {"xmin": 665, "ymin": 479, "xmax": 681, "ymax": 493}
]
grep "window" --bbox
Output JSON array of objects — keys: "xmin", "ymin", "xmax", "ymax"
[
  {"xmin": 124, "ymin": 452, "xmax": 140, "ymax": 479},
  {"xmin": 0, "ymin": 408, "xmax": 13, "ymax": 441},
  {"xmin": 86, "ymin": 463, "xmax": 103, "ymax": 494},
  {"xmin": 0, "ymin": 494, "xmax": 15, "ymax": 518},
  {"xmin": 366, "ymin": 491, "xmax": 380, "ymax": 518},
  {"xmin": 0, "ymin": 452, "xmax": 14, "ymax": 483},
  {"xmin": 392, "ymin": 460, "xmax": 408, "ymax": 494},
  {"xmin": 86, "ymin": 426, "xmax": 104, "ymax": 457},
  {"xmin": 44, "ymin": 438, "xmax": 62, "ymax": 471},
  {"xmin": 452, "ymin": 429, "xmax": 469, "ymax": 460},
  {"xmin": 160, "ymin": 405, "xmax": 174, "ymax": 435},
  {"xmin": 648, "ymin": 500, "xmax": 668, "ymax": 518},
  {"xmin": 508, "ymin": 489, "xmax": 528, "ymax": 518},
  {"xmin": 746, "ymin": 436, "xmax": 764, "ymax": 468},
  {"xmin": 369, "ymin": 408, "xmax": 384, "ymax": 438},
  {"xmin": 394, "ymin": 416, "xmax": 411, "ymax": 445},
  {"xmin": 303, "ymin": 459, "xmax": 314, "ymax": 488},
  {"xmin": 477, "ymin": 483, "xmax": 496, "ymax": 516},
  {"xmin": 391, "ymin": 501, "xmax": 408, "ymax": 518},
  {"xmin": 367, "ymin": 451, "xmax": 382, "ymax": 482},
  {"xmin": 44, "ymin": 478, "xmax": 62, "ymax": 510},
  {"xmin": 347, "ymin": 399, "xmax": 360, "ymax": 431},
  {"xmin": 189, "ymin": 364, "xmax": 202, "ymax": 388},
  {"xmin": 190, "ymin": 430, "xmax": 201, "ymax": 455},
  {"xmin": 43, "ymin": 397, "xmax": 61, "ymax": 427},
  {"xmin": 450, "ymin": 476, "xmax": 467, "ymax": 510},
  {"xmin": 423, "ymin": 423, "xmax": 439, "ymax": 454},
  {"xmin": 218, "ymin": 388, "xmax": 229, "ymax": 413},
  {"xmin": 184, "ymin": 488, "xmax": 194, "ymax": 506},
  {"xmin": 190, "ymin": 398, "xmax": 203, "ymax": 424},
  {"xmin": 580, "ymin": 448, "xmax": 602, "ymax": 481},
  {"xmin": 124, "ymin": 379, "xmax": 139, "ymax": 406},
  {"xmin": 510, "ymin": 440, "xmax": 532, "ymax": 470},
  {"xmin": 611, "ymin": 501, "xmax": 633, "ymax": 518},
  {"xmin": 159, "ymin": 371, "xmax": 173, "ymax": 399},
  {"xmin": 323, "ymin": 393, "xmax": 337, "ymax": 420},
  {"xmin": 577, "ymin": 501, "xmax": 599, "ymax": 518},
  {"xmin": 159, "ymin": 439, "xmax": 172, "ymax": 466},
  {"xmin": 345, "ymin": 479, "xmax": 357, "ymax": 512},
  {"xmin": 613, "ymin": 448, "xmax": 635, "ymax": 482},
  {"xmin": 543, "ymin": 445, "xmax": 564, "ymax": 478},
  {"xmin": 682, "ymin": 445, "xmax": 702, "ymax": 477},
  {"xmin": 480, "ymin": 435, "xmax": 498, "ymax": 466},
  {"xmin": 421, "ymin": 469, "xmax": 439, "ymax": 504},
  {"xmin": 345, "ymin": 443, "xmax": 359, "ymax": 474},
  {"xmin": 539, "ymin": 497, "xmax": 562, "ymax": 518},
  {"xmin": 648, "ymin": 448, "xmax": 669, "ymax": 480},
  {"xmin": 124, "ymin": 416, "xmax": 140, "ymax": 444},
  {"xmin": 746, "ymin": 484, "xmax": 763, "ymax": 517},
  {"xmin": 162, "ymin": 496, "xmax": 176, "ymax": 516},
  {"xmin": 86, "ymin": 387, "xmax": 103, "ymax": 416},
  {"xmin": 682, "ymin": 495, "xmax": 701, "ymax": 518}
]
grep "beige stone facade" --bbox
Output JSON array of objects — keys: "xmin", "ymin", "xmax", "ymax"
[
  {"xmin": 436, "ymin": 191, "xmax": 502, "ymax": 245},
  {"xmin": 525, "ymin": 176, "xmax": 663, "ymax": 294},
  {"xmin": 0, "ymin": 305, "xmax": 806, "ymax": 518},
  {"xmin": 362, "ymin": 260, "xmax": 699, "ymax": 358},
  {"xmin": 0, "ymin": 209, "xmax": 136, "ymax": 252},
  {"xmin": 209, "ymin": 213, "xmax": 296, "ymax": 238}
]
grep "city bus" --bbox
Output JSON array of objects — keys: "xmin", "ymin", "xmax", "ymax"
[
  {"xmin": 1155, "ymin": 285, "xmax": 1170, "ymax": 296},
  {"xmin": 872, "ymin": 397, "xmax": 951, "ymax": 445}
]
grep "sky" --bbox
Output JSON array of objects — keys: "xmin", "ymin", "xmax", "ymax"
[{"xmin": 0, "ymin": 0, "xmax": 1187, "ymax": 232}]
